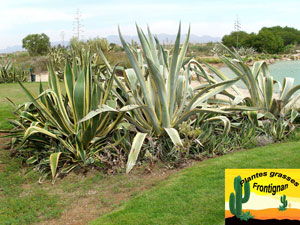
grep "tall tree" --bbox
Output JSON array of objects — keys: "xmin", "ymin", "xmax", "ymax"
[
  {"xmin": 222, "ymin": 31, "xmax": 250, "ymax": 49},
  {"xmin": 22, "ymin": 33, "xmax": 50, "ymax": 56},
  {"xmin": 253, "ymin": 28, "xmax": 284, "ymax": 53}
]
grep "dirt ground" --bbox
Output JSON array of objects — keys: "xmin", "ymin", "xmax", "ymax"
[
  {"xmin": 0, "ymin": 133, "xmax": 9, "ymax": 172},
  {"xmin": 38, "ymin": 165, "xmax": 185, "ymax": 225}
]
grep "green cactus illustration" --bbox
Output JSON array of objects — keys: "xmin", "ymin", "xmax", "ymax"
[
  {"xmin": 279, "ymin": 195, "xmax": 288, "ymax": 211},
  {"xmin": 229, "ymin": 175, "xmax": 251, "ymax": 219}
]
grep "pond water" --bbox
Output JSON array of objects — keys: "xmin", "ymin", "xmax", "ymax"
[{"xmin": 219, "ymin": 60, "xmax": 300, "ymax": 90}]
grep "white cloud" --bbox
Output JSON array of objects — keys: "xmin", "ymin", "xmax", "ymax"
[
  {"xmin": 1, "ymin": 0, "xmax": 300, "ymax": 49},
  {"xmin": 0, "ymin": 7, "xmax": 73, "ymax": 31}
]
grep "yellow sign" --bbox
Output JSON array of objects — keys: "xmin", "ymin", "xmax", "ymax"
[{"xmin": 225, "ymin": 169, "xmax": 300, "ymax": 224}]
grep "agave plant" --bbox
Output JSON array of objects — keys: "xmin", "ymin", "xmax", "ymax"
[
  {"xmin": 49, "ymin": 47, "xmax": 70, "ymax": 79},
  {"xmin": 0, "ymin": 60, "xmax": 27, "ymax": 83},
  {"xmin": 206, "ymin": 44, "xmax": 300, "ymax": 118},
  {"xmin": 266, "ymin": 118, "xmax": 295, "ymax": 142},
  {"xmin": 97, "ymin": 25, "xmax": 238, "ymax": 172},
  {"xmin": 10, "ymin": 52, "xmax": 135, "ymax": 182},
  {"xmin": 178, "ymin": 113, "xmax": 232, "ymax": 156},
  {"xmin": 50, "ymin": 46, "xmax": 104, "ymax": 80}
]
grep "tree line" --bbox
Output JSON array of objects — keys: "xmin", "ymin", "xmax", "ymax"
[
  {"xmin": 21, "ymin": 33, "xmax": 123, "ymax": 56},
  {"xmin": 21, "ymin": 25, "xmax": 300, "ymax": 56},
  {"xmin": 222, "ymin": 26, "xmax": 300, "ymax": 54}
]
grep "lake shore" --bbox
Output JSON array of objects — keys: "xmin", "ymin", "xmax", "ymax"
[{"xmin": 199, "ymin": 53, "xmax": 300, "ymax": 69}]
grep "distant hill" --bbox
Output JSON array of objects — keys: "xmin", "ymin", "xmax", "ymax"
[
  {"xmin": 0, "ymin": 34, "xmax": 221, "ymax": 54},
  {"xmin": 106, "ymin": 34, "xmax": 221, "ymax": 45},
  {"xmin": 0, "ymin": 45, "xmax": 25, "ymax": 54}
]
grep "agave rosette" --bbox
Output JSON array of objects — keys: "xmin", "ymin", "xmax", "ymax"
[
  {"xmin": 111, "ymin": 25, "xmax": 238, "ymax": 172},
  {"xmin": 13, "ymin": 52, "xmax": 136, "ymax": 182}
]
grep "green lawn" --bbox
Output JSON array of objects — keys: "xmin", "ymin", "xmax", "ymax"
[
  {"xmin": 0, "ymin": 149, "xmax": 62, "ymax": 224},
  {"xmin": 0, "ymin": 82, "xmax": 64, "ymax": 130},
  {"xmin": 90, "ymin": 141, "xmax": 300, "ymax": 225},
  {"xmin": 0, "ymin": 82, "xmax": 42, "ymax": 129}
]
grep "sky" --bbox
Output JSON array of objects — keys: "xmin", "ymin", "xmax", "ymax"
[{"xmin": 0, "ymin": 0, "xmax": 300, "ymax": 49}]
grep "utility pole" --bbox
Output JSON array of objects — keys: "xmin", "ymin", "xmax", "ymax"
[
  {"xmin": 73, "ymin": 8, "xmax": 84, "ymax": 40},
  {"xmin": 60, "ymin": 31, "xmax": 65, "ymax": 47},
  {"xmin": 234, "ymin": 15, "xmax": 241, "ymax": 49}
]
